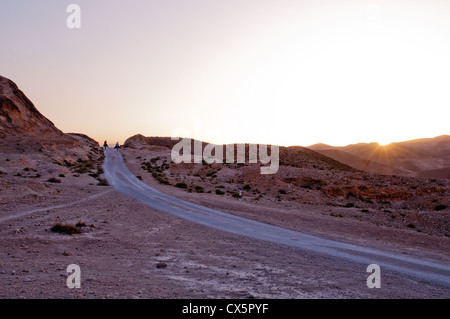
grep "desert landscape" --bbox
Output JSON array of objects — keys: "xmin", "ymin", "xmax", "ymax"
[{"xmin": 1, "ymin": 75, "xmax": 449, "ymax": 299}]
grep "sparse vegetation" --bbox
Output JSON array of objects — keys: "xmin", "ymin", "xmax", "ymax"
[
  {"xmin": 194, "ymin": 185, "xmax": 204, "ymax": 193},
  {"xmin": 47, "ymin": 177, "xmax": 61, "ymax": 183},
  {"xmin": 434, "ymin": 204, "xmax": 447, "ymax": 211},
  {"xmin": 156, "ymin": 176, "xmax": 170, "ymax": 185},
  {"xmin": 97, "ymin": 178, "xmax": 109, "ymax": 186},
  {"xmin": 50, "ymin": 223, "xmax": 82, "ymax": 235},
  {"xmin": 176, "ymin": 182, "xmax": 188, "ymax": 189},
  {"xmin": 243, "ymin": 184, "xmax": 251, "ymax": 191},
  {"xmin": 75, "ymin": 221, "xmax": 87, "ymax": 228},
  {"xmin": 278, "ymin": 189, "xmax": 287, "ymax": 194},
  {"xmin": 215, "ymin": 189, "xmax": 225, "ymax": 195}
]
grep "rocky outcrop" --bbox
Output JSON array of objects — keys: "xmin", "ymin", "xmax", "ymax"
[{"xmin": 0, "ymin": 75, "xmax": 100, "ymax": 164}]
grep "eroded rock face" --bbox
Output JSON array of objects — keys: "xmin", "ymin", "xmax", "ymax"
[
  {"xmin": 0, "ymin": 75, "xmax": 100, "ymax": 166},
  {"xmin": 0, "ymin": 76, "xmax": 63, "ymax": 138}
]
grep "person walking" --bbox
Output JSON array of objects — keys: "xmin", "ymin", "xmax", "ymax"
[
  {"xmin": 103, "ymin": 140, "xmax": 108, "ymax": 150},
  {"xmin": 114, "ymin": 142, "xmax": 120, "ymax": 150}
]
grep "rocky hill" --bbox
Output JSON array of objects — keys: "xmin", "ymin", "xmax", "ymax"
[{"xmin": 0, "ymin": 75, "xmax": 102, "ymax": 178}]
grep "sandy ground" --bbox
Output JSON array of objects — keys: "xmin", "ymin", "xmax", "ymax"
[{"xmin": 0, "ymin": 148, "xmax": 449, "ymax": 299}]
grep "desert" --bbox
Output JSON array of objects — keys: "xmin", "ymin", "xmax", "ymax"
[{"xmin": 1, "ymin": 75, "xmax": 449, "ymax": 299}]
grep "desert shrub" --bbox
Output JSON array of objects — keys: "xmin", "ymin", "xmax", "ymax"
[
  {"xmin": 89, "ymin": 173, "xmax": 99, "ymax": 178},
  {"xmin": 136, "ymin": 176, "xmax": 143, "ymax": 180},
  {"xmin": 232, "ymin": 192, "xmax": 240, "ymax": 198},
  {"xmin": 156, "ymin": 176, "xmax": 170, "ymax": 185},
  {"xmin": 194, "ymin": 185, "xmax": 204, "ymax": 193},
  {"xmin": 23, "ymin": 167, "xmax": 30, "ymax": 171},
  {"xmin": 75, "ymin": 222, "xmax": 86, "ymax": 228},
  {"xmin": 215, "ymin": 189, "xmax": 225, "ymax": 195},
  {"xmin": 176, "ymin": 182, "xmax": 188, "ymax": 189},
  {"xmin": 58, "ymin": 174, "xmax": 65, "ymax": 178},
  {"xmin": 47, "ymin": 177, "xmax": 61, "ymax": 183},
  {"xmin": 407, "ymin": 223, "xmax": 416, "ymax": 229},
  {"xmin": 75, "ymin": 167, "xmax": 89, "ymax": 174},
  {"xmin": 343, "ymin": 203, "xmax": 355, "ymax": 208},
  {"xmin": 97, "ymin": 178, "xmax": 109, "ymax": 186},
  {"xmin": 301, "ymin": 184, "xmax": 312, "ymax": 189},
  {"xmin": 278, "ymin": 189, "xmax": 286, "ymax": 194},
  {"xmin": 434, "ymin": 204, "xmax": 448, "ymax": 211},
  {"xmin": 243, "ymin": 184, "xmax": 251, "ymax": 191},
  {"xmin": 51, "ymin": 223, "xmax": 82, "ymax": 235}
]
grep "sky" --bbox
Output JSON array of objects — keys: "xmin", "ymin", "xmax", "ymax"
[{"xmin": 1, "ymin": 0, "xmax": 449, "ymax": 147}]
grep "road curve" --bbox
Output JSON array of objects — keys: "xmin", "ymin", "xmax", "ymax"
[{"xmin": 103, "ymin": 148, "xmax": 450, "ymax": 287}]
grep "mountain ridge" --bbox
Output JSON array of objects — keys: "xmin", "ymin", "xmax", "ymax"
[{"xmin": 308, "ymin": 135, "xmax": 450, "ymax": 179}]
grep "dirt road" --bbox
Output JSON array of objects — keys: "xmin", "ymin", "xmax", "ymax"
[{"xmin": 103, "ymin": 149, "xmax": 450, "ymax": 287}]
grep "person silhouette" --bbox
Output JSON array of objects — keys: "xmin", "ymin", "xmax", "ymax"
[
  {"xmin": 103, "ymin": 140, "xmax": 108, "ymax": 150},
  {"xmin": 114, "ymin": 142, "xmax": 120, "ymax": 150}
]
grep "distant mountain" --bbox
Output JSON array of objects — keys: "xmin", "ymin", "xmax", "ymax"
[
  {"xmin": 308, "ymin": 136, "xmax": 450, "ymax": 179},
  {"xmin": 0, "ymin": 75, "xmax": 100, "ymax": 163}
]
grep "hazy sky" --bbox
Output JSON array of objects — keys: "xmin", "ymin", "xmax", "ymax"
[{"xmin": 1, "ymin": 0, "xmax": 449, "ymax": 146}]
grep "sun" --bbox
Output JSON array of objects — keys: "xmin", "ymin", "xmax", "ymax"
[{"xmin": 377, "ymin": 140, "xmax": 392, "ymax": 146}]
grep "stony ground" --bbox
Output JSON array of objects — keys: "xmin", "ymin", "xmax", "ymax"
[{"xmin": 0, "ymin": 146, "xmax": 449, "ymax": 299}]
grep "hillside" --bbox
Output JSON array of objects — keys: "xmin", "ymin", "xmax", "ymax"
[
  {"xmin": 0, "ymin": 75, "xmax": 104, "ymax": 184},
  {"xmin": 122, "ymin": 134, "xmax": 449, "ymax": 237}
]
